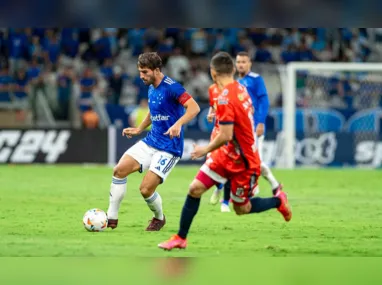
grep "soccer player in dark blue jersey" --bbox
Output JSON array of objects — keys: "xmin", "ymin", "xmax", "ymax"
[
  {"xmin": 106, "ymin": 52, "xmax": 200, "ymax": 231},
  {"xmin": 235, "ymin": 51, "xmax": 281, "ymax": 195}
]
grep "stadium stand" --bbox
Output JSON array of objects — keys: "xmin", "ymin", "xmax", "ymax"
[{"xmin": 0, "ymin": 28, "xmax": 381, "ymax": 129}]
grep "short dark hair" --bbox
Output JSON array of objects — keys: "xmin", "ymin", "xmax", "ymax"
[
  {"xmin": 137, "ymin": 52, "xmax": 163, "ymax": 70},
  {"xmin": 210, "ymin": 52, "xmax": 234, "ymax": 75},
  {"xmin": 236, "ymin": 51, "xmax": 250, "ymax": 58}
]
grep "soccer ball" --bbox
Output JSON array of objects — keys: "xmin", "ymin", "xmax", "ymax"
[{"xmin": 82, "ymin": 208, "xmax": 108, "ymax": 232}]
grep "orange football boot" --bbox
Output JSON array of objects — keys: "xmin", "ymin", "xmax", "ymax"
[{"xmin": 158, "ymin": 235, "xmax": 187, "ymax": 251}]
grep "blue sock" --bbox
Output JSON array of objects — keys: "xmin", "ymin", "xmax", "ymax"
[
  {"xmin": 178, "ymin": 195, "xmax": 201, "ymax": 239},
  {"xmin": 222, "ymin": 182, "xmax": 230, "ymax": 205},
  {"xmin": 249, "ymin": 197, "xmax": 280, "ymax": 213}
]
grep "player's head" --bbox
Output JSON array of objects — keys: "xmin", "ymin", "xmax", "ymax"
[
  {"xmin": 210, "ymin": 52, "xmax": 235, "ymax": 82},
  {"xmin": 235, "ymin": 51, "xmax": 252, "ymax": 77},
  {"xmin": 137, "ymin": 52, "xmax": 163, "ymax": 85}
]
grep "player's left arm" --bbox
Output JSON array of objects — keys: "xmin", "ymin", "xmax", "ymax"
[
  {"xmin": 254, "ymin": 76, "xmax": 269, "ymax": 137},
  {"xmin": 164, "ymin": 83, "xmax": 200, "ymax": 139},
  {"xmin": 175, "ymin": 96, "xmax": 200, "ymax": 126}
]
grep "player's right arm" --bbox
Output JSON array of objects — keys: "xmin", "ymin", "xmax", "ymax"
[
  {"xmin": 191, "ymin": 94, "xmax": 234, "ymax": 159},
  {"xmin": 204, "ymin": 124, "xmax": 233, "ymax": 153},
  {"xmin": 137, "ymin": 112, "xmax": 152, "ymax": 131},
  {"xmin": 206, "ymin": 106, "xmax": 215, "ymax": 123},
  {"xmin": 207, "ymin": 84, "xmax": 217, "ymax": 123},
  {"xmin": 204, "ymin": 95, "xmax": 235, "ymax": 153},
  {"xmin": 122, "ymin": 112, "xmax": 151, "ymax": 138},
  {"xmin": 191, "ymin": 123, "xmax": 233, "ymax": 159}
]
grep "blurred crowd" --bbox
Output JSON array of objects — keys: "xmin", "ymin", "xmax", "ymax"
[{"xmin": 1, "ymin": 28, "xmax": 382, "ymax": 127}]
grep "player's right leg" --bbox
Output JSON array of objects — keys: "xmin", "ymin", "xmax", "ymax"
[
  {"xmin": 158, "ymin": 163, "xmax": 227, "ymax": 250},
  {"xmin": 107, "ymin": 141, "xmax": 153, "ymax": 229}
]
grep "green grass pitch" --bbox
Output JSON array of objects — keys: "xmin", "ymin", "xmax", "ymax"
[{"xmin": 1, "ymin": 165, "xmax": 382, "ymax": 257}]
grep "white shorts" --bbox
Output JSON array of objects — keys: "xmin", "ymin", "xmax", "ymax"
[{"xmin": 124, "ymin": 140, "xmax": 180, "ymax": 182}]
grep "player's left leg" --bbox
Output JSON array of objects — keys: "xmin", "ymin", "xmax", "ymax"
[
  {"xmin": 220, "ymin": 182, "xmax": 231, "ymax": 212},
  {"xmin": 140, "ymin": 151, "xmax": 180, "ymax": 231},
  {"xmin": 257, "ymin": 134, "xmax": 280, "ymax": 194},
  {"xmin": 230, "ymin": 171, "xmax": 292, "ymax": 221},
  {"xmin": 220, "ymin": 179, "xmax": 260, "ymax": 213}
]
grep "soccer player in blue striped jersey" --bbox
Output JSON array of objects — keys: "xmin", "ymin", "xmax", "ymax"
[
  {"xmin": 106, "ymin": 52, "xmax": 200, "ymax": 231},
  {"xmin": 235, "ymin": 51, "xmax": 281, "ymax": 196}
]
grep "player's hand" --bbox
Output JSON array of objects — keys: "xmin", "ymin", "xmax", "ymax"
[
  {"xmin": 164, "ymin": 122, "xmax": 182, "ymax": 139},
  {"xmin": 256, "ymin": 123, "xmax": 264, "ymax": 137},
  {"xmin": 122, "ymin": 128, "xmax": 142, "ymax": 138},
  {"xmin": 207, "ymin": 112, "xmax": 215, "ymax": 123},
  {"xmin": 191, "ymin": 144, "xmax": 208, "ymax": 160}
]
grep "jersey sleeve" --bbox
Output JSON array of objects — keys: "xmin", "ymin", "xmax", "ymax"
[
  {"xmin": 254, "ymin": 76, "xmax": 267, "ymax": 96},
  {"xmin": 216, "ymin": 95, "xmax": 235, "ymax": 125},
  {"xmin": 254, "ymin": 76, "xmax": 269, "ymax": 123},
  {"xmin": 169, "ymin": 82, "xmax": 192, "ymax": 105}
]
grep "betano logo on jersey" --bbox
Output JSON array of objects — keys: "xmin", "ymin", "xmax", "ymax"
[{"xmin": 151, "ymin": 114, "xmax": 170, "ymax": 122}]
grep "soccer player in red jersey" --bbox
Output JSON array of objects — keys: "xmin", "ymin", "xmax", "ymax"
[{"xmin": 158, "ymin": 52, "xmax": 292, "ymax": 251}]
